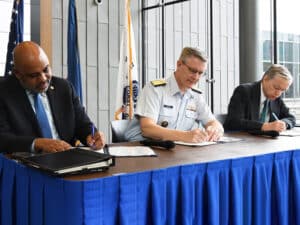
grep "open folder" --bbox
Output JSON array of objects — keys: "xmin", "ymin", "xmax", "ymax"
[{"xmin": 11, "ymin": 148, "xmax": 115, "ymax": 176}]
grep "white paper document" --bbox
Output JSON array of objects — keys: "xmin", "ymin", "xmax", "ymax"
[
  {"xmin": 217, "ymin": 136, "xmax": 243, "ymax": 143},
  {"xmin": 97, "ymin": 146, "xmax": 157, "ymax": 157},
  {"xmin": 280, "ymin": 127, "xmax": 300, "ymax": 137},
  {"xmin": 175, "ymin": 141, "xmax": 217, "ymax": 147},
  {"xmin": 174, "ymin": 136, "xmax": 243, "ymax": 147}
]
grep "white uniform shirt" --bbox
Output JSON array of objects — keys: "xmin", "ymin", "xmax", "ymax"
[{"xmin": 125, "ymin": 74, "xmax": 215, "ymax": 141}]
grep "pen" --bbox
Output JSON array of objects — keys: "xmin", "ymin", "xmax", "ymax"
[
  {"xmin": 90, "ymin": 124, "xmax": 96, "ymax": 148},
  {"xmin": 91, "ymin": 124, "xmax": 95, "ymax": 137},
  {"xmin": 272, "ymin": 112, "xmax": 279, "ymax": 121}
]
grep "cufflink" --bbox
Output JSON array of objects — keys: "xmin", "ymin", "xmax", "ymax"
[{"xmin": 160, "ymin": 121, "xmax": 168, "ymax": 127}]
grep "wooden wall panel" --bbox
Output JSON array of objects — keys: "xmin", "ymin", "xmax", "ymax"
[
  {"xmin": 98, "ymin": 23, "xmax": 109, "ymax": 110},
  {"xmin": 211, "ymin": 0, "xmax": 239, "ymax": 114},
  {"xmin": 51, "ymin": 19, "xmax": 63, "ymax": 78},
  {"xmin": 86, "ymin": 66, "xmax": 98, "ymax": 123},
  {"xmin": 108, "ymin": 0, "xmax": 119, "ymax": 67},
  {"xmin": 165, "ymin": 5, "xmax": 175, "ymax": 72}
]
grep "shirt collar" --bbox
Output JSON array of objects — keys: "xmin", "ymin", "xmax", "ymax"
[
  {"xmin": 168, "ymin": 73, "xmax": 193, "ymax": 98},
  {"xmin": 260, "ymin": 82, "xmax": 267, "ymax": 104},
  {"xmin": 26, "ymin": 90, "xmax": 47, "ymax": 97}
]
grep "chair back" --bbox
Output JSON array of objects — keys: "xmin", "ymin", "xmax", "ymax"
[
  {"xmin": 215, "ymin": 113, "xmax": 227, "ymax": 124},
  {"xmin": 111, "ymin": 120, "xmax": 130, "ymax": 143}
]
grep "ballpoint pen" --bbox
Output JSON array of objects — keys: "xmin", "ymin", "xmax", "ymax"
[
  {"xmin": 90, "ymin": 124, "xmax": 96, "ymax": 147},
  {"xmin": 91, "ymin": 124, "xmax": 95, "ymax": 138},
  {"xmin": 272, "ymin": 112, "xmax": 279, "ymax": 121}
]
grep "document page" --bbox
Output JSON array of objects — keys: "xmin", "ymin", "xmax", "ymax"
[
  {"xmin": 174, "ymin": 136, "xmax": 243, "ymax": 146},
  {"xmin": 97, "ymin": 146, "xmax": 157, "ymax": 157},
  {"xmin": 174, "ymin": 141, "xmax": 217, "ymax": 147},
  {"xmin": 280, "ymin": 127, "xmax": 300, "ymax": 136},
  {"xmin": 217, "ymin": 136, "xmax": 243, "ymax": 143}
]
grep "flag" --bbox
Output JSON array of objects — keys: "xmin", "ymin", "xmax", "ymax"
[
  {"xmin": 4, "ymin": 0, "xmax": 24, "ymax": 76},
  {"xmin": 114, "ymin": 0, "xmax": 139, "ymax": 120},
  {"xmin": 67, "ymin": 0, "xmax": 82, "ymax": 102}
]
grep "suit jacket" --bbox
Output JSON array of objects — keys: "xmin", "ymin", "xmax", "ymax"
[
  {"xmin": 0, "ymin": 75, "xmax": 93, "ymax": 153},
  {"xmin": 223, "ymin": 81, "xmax": 295, "ymax": 131}
]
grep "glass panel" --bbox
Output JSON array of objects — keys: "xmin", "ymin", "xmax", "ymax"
[
  {"xmin": 143, "ymin": 0, "xmax": 160, "ymax": 9},
  {"xmin": 143, "ymin": 0, "xmax": 209, "ymax": 93},
  {"xmin": 142, "ymin": 7, "xmax": 162, "ymax": 82},
  {"xmin": 259, "ymin": 0, "xmax": 273, "ymax": 75},
  {"xmin": 277, "ymin": 0, "xmax": 300, "ymax": 122}
]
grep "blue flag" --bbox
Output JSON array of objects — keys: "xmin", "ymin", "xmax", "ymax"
[
  {"xmin": 4, "ymin": 0, "xmax": 24, "ymax": 76},
  {"xmin": 67, "ymin": 0, "xmax": 82, "ymax": 102}
]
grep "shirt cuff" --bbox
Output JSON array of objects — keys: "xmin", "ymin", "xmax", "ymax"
[{"xmin": 31, "ymin": 140, "xmax": 35, "ymax": 153}]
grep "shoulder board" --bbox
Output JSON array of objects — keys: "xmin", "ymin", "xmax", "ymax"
[
  {"xmin": 191, "ymin": 88, "xmax": 202, "ymax": 94},
  {"xmin": 151, "ymin": 79, "xmax": 167, "ymax": 87}
]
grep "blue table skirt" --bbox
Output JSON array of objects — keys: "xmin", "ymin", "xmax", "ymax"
[{"xmin": 1, "ymin": 150, "xmax": 300, "ymax": 225}]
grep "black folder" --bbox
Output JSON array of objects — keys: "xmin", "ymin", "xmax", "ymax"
[{"xmin": 12, "ymin": 148, "xmax": 115, "ymax": 176}]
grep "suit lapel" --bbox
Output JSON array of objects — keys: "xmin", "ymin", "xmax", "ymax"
[
  {"xmin": 250, "ymin": 81, "xmax": 261, "ymax": 120},
  {"xmin": 8, "ymin": 76, "xmax": 41, "ymax": 134},
  {"xmin": 11, "ymin": 77, "xmax": 39, "ymax": 125}
]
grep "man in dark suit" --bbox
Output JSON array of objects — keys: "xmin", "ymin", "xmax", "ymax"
[
  {"xmin": 0, "ymin": 41, "xmax": 105, "ymax": 153},
  {"xmin": 224, "ymin": 64, "xmax": 295, "ymax": 132}
]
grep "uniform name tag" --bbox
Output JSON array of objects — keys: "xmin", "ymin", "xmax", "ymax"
[{"xmin": 163, "ymin": 104, "xmax": 173, "ymax": 109}]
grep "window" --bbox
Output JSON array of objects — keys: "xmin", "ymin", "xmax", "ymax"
[
  {"xmin": 142, "ymin": 0, "xmax": 210, "ymax": 93},
  {"xmin": 0, "ymin": 0, "xmax": 31, "ymax": 76},
  {"xmin": 260, "ymin": 0, "xmax": 300, "ymax": 122}
]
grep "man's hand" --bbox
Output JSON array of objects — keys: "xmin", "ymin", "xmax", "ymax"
[
  {"xmin": 206, "ymin": 125, "xmax": 224, "ymax": 141},
  {"xmin": 183, "ymin": 128, "xmax": 209, "ymax": 143},
  {"xmin": 86, "ymin": 131, "xmax": 106, "ymax": 150},
  {"xmin": 34, "ymin": 138, "xmax": 71, "ymax": 153},
  {"xmin": 262, "ymin": 120, "xmax": 287, "ymax": 132}
]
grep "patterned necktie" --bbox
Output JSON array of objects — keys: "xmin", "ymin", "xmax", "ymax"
[
  {"xmin": 33, "ymin": 93, "xmax": 53, "ymax": 138},
  {"xmin": 260, "ymin": 100, "xmax": 269, "ymax": 122}
]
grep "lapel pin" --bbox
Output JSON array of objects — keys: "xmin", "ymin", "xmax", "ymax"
[{"xmin": 50, "ymin": 85, "xmax": 54, "ymax": 90}]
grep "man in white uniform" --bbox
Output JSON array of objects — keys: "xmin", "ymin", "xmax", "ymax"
[{"xmin": 125, "ymin": 47, "xmax": 223, "ymax": 142}]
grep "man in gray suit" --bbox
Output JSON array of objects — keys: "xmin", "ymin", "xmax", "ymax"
[{"xmin": 224, "ymin": 64, "xmax": 295, "ymax": 132}]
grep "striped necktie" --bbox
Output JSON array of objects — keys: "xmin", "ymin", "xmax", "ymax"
[
  {"xmin": 33, "ymin": 93, "xmax": 53, "ymax": 138},
  {"xmin": 260, "ymin": 100, "xmax": 269, "ymax": 122}
]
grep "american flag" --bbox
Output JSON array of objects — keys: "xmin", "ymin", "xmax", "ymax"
[{"xmin": 4, "ymin": 0, "xmax": 24, "ymax": 76}]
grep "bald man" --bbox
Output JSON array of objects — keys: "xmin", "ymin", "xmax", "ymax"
[{"xmin": 0, "ymin": 41, "xmax": 105, "ymax": 153}]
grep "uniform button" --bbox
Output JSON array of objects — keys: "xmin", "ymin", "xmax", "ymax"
[{"xmin": 161, "ymin": 121, "xmax": 168, "ymax": 127}]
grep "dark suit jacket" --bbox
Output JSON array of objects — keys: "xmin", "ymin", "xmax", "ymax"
[
  {"xmin": 0, "ymin": 75, "xmax": 94, "ymax": 153},
  {"xmin": 223, "ymin": 81, "xmax": 295, "ymax": 131}
]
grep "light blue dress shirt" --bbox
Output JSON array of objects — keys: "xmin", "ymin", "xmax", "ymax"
[{"xmin": 26, "ymin": 90, "xmax": 60, "ymax": 151}]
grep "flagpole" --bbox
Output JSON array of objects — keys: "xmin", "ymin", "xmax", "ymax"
[{"xmin": 127, "ymin": 0, "xmax": 134, "ymax": 119}]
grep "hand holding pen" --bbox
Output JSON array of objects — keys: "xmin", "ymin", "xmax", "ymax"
[
  {"xmin": 262, "ymin": 112, "xmax": 286, "ymax": 132},
  {"xmin": 86, "ymin": 124, "xmax": 106, "ymax": 149}
]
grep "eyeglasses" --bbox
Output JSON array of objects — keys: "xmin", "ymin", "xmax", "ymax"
[{"xmin": 182, "ymin": 60, "xmax": 206, "ymax": 77}]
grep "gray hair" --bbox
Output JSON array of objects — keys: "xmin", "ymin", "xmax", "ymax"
[
  {"xmin": 263, "ymin": 64, "xmax": 293, "ymax": 82},
  {"xmin": 179, "ymin": 47, "xmax": 208, "ymax": 63}
]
